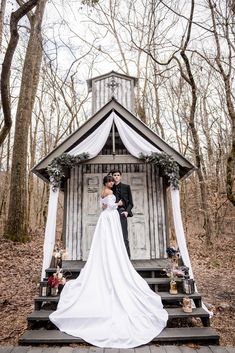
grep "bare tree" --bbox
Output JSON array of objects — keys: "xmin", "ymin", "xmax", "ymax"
[
  {"xmin": 178, "ymin": 0, "xmax": 214, "ymax": 243},
  {"xmin": 4, "ymin": 0, "xmax": 47, "ymax": 242},
  {"xmin": 207, "ymin": 0, "xmax": 235, "ymax": 206}
]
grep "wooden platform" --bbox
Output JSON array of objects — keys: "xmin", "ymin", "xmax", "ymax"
[
  {"xmin": 19, "ymin": 259, "xmax": 220, "ymax": 346},
  {"xmin": 45, "ymin": 260, "xmax": 171, "ymax": 278}
]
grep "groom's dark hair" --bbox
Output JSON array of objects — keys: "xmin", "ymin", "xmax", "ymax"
[{"xmin": 110, "ymin": 169, "xmax": 122, "ymax": 175}]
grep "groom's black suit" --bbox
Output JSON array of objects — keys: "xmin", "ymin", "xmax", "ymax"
[{"xmin": 112, "ymin": 182, "xmax": 133, "ymax": 258}]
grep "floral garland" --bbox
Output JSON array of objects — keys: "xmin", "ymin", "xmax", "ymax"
[
  {"xmin": 139, "ymin": 152, "xmax": 180, "ymax": 189},
  {"xmin": 47, "ymin": 152, "xmax": 89, "ymax": 190}
]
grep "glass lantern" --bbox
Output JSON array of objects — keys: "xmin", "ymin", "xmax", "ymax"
[{"xmin": 39, "ymin": 281, "xmax": 48, "ymax": 297}]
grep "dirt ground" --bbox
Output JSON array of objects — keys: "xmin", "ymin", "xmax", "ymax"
[{"xmin": 0, "ymin": 227, "xmax": 234, "ymax": 346}]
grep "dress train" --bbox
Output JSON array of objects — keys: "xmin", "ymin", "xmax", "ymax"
[{"xmin": 49, "ymin": 195, "xmax": 168, "ymax": 348}]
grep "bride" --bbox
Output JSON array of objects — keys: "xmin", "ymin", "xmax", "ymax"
[{"xmin": 49, "ymin": 175, "xmax": 168, "ymax": 348}]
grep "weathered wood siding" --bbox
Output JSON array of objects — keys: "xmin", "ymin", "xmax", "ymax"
[
  {"xmin": 65, "ymin": 164, "xmax": 168, "ymax": 260},
  {"xmin": 92, "ymin": 75, "xmax": 135, "ymax": 114}
]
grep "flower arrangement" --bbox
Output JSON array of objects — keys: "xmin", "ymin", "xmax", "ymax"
[
  {"xmin": 52, "ymin": 244, "xmax": 68, "ymax": 268},
  {"xmin": 48, "ymin": 267, "xmax": 66, "ymax": 291},
  {"xmin": 164, "ymin": 265, "xmax": 185, "ymax": 282},
  {"xmin": 166, "ymin": 247, "xmax": 180, "ymax": 258},
  {"xmin": 164, "ymin": 247, "xmax": 186, "ymax": 294}
]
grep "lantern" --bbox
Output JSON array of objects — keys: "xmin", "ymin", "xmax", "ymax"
[{"xmin": 39, "ymin": 281, "xmax": 48, "ymax": 297}]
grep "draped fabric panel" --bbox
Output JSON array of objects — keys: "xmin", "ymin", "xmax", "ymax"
[
  {"xmin": 68, "ymin": 112, "xmax": 161, "ymax": 157},
  {"xmin": 68, "ymin": 116, "xmax": 114, "ymax": 157},
  {"xmin": 170, "ymin": 188, "xmax": 212, "ymax": 316},
  {"xmin": 112, "ymin": 112, "xmax": 162, "ymax": 156},
  {"xmin": 41, "ymin": 186, "xmax": 59, "ymax": 280},
  {"xmin": 170, "ymin": 188, "xmax": 194, "ymax": 279}
]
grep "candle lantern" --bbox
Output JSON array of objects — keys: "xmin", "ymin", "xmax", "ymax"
[
  {"xmin": 39, "ymin": 281, "xmax": 48, "ymax": 297},
  {"xmin": 169, "ymin": 280, "xmax": 178, "ymax": 294},
  {"xmin": 182, "ymin": 297, "xmax": 192, "ymax": 313},
  {"xmin": 183, "ymin": 277, "xmax": 195, "ymax": 295}
]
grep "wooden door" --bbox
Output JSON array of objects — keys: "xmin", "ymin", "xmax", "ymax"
[
  {"xmin": 81, "ymin": 174, "xmax": 102, "ymax": 260},
  {"xmin": 126, "ymin": 173, "xmax": 150, "ymax": 259},
  {"xmin": 81, "ymin": 172, "xmax": 150, "ymax": 260}
]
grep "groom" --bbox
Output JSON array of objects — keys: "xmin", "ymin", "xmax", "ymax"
[{"xmin": 110, "ymin": 169, "xmax": 133, "ymax": 258}]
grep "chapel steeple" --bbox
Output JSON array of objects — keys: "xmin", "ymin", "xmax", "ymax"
[{"xmin": 87, "ymin": 71, "xmax": 138, "ymax": 115}]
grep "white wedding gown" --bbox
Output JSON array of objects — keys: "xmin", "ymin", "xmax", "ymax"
[{"xmin": 49, "ymin": 194, "xmax": 168, "ymax": 348}]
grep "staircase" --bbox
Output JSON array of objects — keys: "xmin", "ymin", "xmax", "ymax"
[{"xmin": 19, "ymin": 260, "xmax": 219, "ymax": 346}]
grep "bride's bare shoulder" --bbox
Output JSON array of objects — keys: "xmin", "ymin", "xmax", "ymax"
[{"xmin": 101, "ymin": 190, "xmax": 113, "ymax": 198}]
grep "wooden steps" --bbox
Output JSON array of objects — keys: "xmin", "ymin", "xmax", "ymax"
[
  {"xmin": 19, "ymin": 327, "xmax": 219, "ymax": 345},
  {"xmin": 19, "ymin": 259, "xmax": 220, "ymax": 346}
]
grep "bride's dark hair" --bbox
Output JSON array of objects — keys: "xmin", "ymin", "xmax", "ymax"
[{"xmin": 103, "ymin": 175, "xmax": 114, "ymax": 186}]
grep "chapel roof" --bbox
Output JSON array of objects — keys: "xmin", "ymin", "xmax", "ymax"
[{"xmin": 32, "ymin": 97, "xmax": 195, "ymax": 183}]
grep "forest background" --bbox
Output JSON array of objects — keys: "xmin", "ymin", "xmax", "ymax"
[{"xmin": 0, "ymin": 0, "xmax": 234, "ymax": 346}]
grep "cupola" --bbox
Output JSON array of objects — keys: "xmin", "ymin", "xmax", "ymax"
[{"xmin": 87, "ymin": 71, "xmax": 138, "ymax": 114}]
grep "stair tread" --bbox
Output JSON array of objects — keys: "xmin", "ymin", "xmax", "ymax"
[
  {"xmin": 19, "ymin": 327, "xmax": 219, "ymax": 344},
  {"xmin": 166, "ymin": 307, "xmax": 209, "ymax": 317},
  {"xmin": 145, "ymin": 277, "xmax": 181, "ymax": 284},
  {"xmin": 35, "ymin": 291, "xmax": 202, "ymax": 303},
  {"xmin": 28, "ymin": 307, "xmax": 209, "ymax": 321},
  {"xmin": 35, "ymin": 296, "xmax": 59, "ymax": 302},
  {"xmin": 46, "ymin": 259, "xmax": 171, "ymax": 274},
  {"xmin": 159, "ymin": 291, "xmax": 201, "ymax": 299}
]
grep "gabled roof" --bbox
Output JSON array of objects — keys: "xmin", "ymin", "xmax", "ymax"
[{"xmin": 32, "ymin": 97, "xmax": 195, "ymax": 182}]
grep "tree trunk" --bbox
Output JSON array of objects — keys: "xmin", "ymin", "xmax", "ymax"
[
  {"xmin": 4, "ymin": 0, "xmax": 47, "ymax": 242},
  {"xmin": 208, "ymin": 0, "xmax": 235, "ymax": 206},
  {"xmin": 179, "ymin": 0, "xmax": 213, "ymax": 244}
]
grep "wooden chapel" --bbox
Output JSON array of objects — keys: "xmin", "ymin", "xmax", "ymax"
[
  {"xmin": 32, "ymin": 71, "xmax": 194, "ymax": 262},
  {"xmin": 20, "ymin": 71, "xmax": 220, "ymax": 346}
]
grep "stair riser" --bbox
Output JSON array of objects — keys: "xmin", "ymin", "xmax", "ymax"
[
  {"xmin": 27, "ymin": 316, "xmax": 209, "ymax": 329},
  {"xmin": 39, "ymin": 281, "xmax": 185, "ymax": 302}
]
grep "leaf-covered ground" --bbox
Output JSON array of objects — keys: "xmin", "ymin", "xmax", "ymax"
[{"xmin": 0, "ymin": 229, "xmax": 234, "ymax": 346}]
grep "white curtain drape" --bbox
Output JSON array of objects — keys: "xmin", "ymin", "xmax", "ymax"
[
  {"xmin": 113, "ymin": 112, "xmax": 161, "ymax": 156},
  {"xmin": 69, "ymin": 112, "xmax": 161, "ymax": 157},
  {"xmin": 41, "ymin": 110, "xmax": 198, "ymax": 304},
  {"xmin": 41, "ymin": 186, "xmax": 59, "ymax": 280},
  {"xmin": 170, "ymin": 188, "xmax": 194, "ymax": 279},
  {"xmin": 170, "ymin": 188, "xmax": 212, "ymax": 316},
  {"xmin": 69, "ymin": 117, "xmax": 114, "ymax": 157}
]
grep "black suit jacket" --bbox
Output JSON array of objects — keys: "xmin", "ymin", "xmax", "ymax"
[{"xmin": 113, "ymin": 182, "xmax": 134, "ymax": 217}]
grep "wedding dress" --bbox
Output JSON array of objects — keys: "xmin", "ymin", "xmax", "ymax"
[{"xmin": 49, "ymin": 194, "xmax": 168, "ymax": 348}]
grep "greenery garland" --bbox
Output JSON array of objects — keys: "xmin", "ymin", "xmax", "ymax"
[
  {"xmin": 47, "ymin": 152, "xmax": 89, "ymax": 190},
  {"xmin": 47, "ymin": 151, "xmax": 179, "ymax": 190},
  {"xmin": 139, "ymin": 152, "xmax": 180, "ymax": 189}
]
